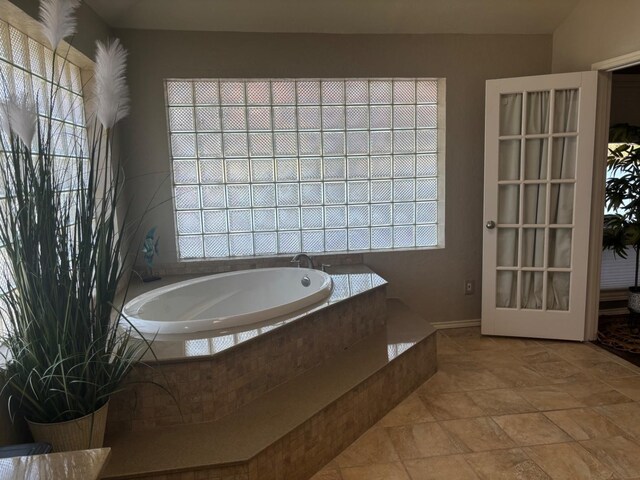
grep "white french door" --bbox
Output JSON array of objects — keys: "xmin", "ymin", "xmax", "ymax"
[{"xmin": 482, "ymin": 71, "xmax": 600, "ymax": 341}]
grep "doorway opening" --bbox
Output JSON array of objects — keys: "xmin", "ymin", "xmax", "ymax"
[{"xmin": 597, "ymin": 63, "xmax": 640, "ymax": 366}]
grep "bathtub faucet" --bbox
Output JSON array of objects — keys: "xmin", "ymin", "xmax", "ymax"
[{"xmin": 291, "ymin": 253, "xmax": 315, "ymax": 269}]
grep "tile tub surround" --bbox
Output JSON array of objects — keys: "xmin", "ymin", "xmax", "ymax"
[
  {"xmin": 127, "ymin": 266, "xmax": 387, "ymax": 360},
  {"xmin": 102, "ymin": 300, "xmax": 437, "ymax": 480},
  {"xmin": 107, "ymin": 266, "xmax": 387, "ymax": 433}
]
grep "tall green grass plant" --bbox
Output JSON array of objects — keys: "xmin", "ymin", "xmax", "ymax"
[{"xmin": 0, "ymin": 0, "xmax": 151, "ymax": 424}]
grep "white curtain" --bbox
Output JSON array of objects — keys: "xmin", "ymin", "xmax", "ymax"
[
  {"xmin": 496, "ymin": 90, "xmax": 577, "ymax": 311},
  {"xmin": 547, "ymin": 89, "xmax": 578, "ymax": 310},
  {"xmin": 496, "ymin": 94, "xmax": 522, "ymax": 308},
  {"xmin": 520, "ymin": 91, "xmax": 549, "ymax": 309}
]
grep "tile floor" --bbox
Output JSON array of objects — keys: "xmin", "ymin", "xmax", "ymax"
[{"xmin": 311, "ymin": 327, "xmax": 640, "ymax": 480}]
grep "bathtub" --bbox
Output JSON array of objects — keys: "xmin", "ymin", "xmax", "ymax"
[{"xmin": 123, "ymin": 267, "xmax": 333, "ymax": 335}]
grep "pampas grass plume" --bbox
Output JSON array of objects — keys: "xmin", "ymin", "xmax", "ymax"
[
  {"xmin": 0, "ymin": 94, "xmax": 37, "ymax": 147},
  {"xmin": 39, "ymin": 0, "xmax": 81, "ymax": 50},
  {"xmin": 94, "ymin": 39, "xmax": 130, "ymax": 129}
]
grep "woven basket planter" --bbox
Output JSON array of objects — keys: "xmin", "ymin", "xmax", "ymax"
[{"xmin": 26, "ymin": 400, "xmax": 109, "ymax": 452}]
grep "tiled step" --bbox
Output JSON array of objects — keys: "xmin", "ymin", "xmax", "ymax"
[{"xmin": 103, "ymin": 299, "xmax": 437, "ymax": 480}]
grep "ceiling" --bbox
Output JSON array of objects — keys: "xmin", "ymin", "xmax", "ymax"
[{"xmin": 84, "ymin": 0, "xmax": 581, "ymax": 35}]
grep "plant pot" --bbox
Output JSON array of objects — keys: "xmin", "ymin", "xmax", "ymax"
[
  {"xmin": 629, "ymin": 287, "xmax": 640, "ymax": 314},
  {"xmin": 26, "ymin": 401, "xmax": 109, "ymax": 452}
]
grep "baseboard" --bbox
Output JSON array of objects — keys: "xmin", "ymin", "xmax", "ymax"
[
  {"xmin": 430, "ymin": 319, "xmax": 481, "ymax": 330},
  {"xmin": 600, "ymin": 307, "xmax": 629, "ymax": 316},
  {"xmin": 600, "ymin": 289, "xmax": 627, "ymax": 302}
]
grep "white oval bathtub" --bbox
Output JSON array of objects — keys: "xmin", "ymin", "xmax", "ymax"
[{"xmin": 123, "ymin": 268, "xmax": 333, "ymax": 335}]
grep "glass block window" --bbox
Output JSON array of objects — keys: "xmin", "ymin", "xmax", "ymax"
[
  {"xmin": 0, "ymin": 20, "xmax": 88, "ymax": 325},
  {"xmin": 165, "ymin": 78, "xmax": 443, "ymax": 259},
  {"xmin": 0, "ymin": 19, "xmax": 88, "ymax": 193}
]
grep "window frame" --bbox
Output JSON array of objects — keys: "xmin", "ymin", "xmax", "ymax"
[{"xmin": 165, "ymin": 77, "xmax": 446, "ymax": 260}]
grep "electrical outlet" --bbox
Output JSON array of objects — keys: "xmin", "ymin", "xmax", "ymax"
[{"xmin": 464, "ymin": 280, "xmax": 475, "ymax": 295}]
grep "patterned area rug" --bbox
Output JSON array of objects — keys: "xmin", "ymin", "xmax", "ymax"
[{"xmin": 597, "ymin": 314, "xmax": 640, "ymax": 367}]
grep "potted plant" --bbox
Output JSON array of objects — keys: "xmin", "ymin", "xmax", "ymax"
[
  {"xmin": 603, "ymin": 123, "xmax": 640, "ymax": 323},
  {"xmin": 0, "ymin": 0, "xmax": 152, "ymax": 451}
]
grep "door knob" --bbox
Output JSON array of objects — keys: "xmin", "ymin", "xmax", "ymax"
[{"xmin": 486, "ymin": 220, "xmax": 496, "ymax": 229}]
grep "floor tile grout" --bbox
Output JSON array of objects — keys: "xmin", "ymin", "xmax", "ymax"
[{"xmin": 312, "ymin": 328, "xmax": 640, "ymax": 480}]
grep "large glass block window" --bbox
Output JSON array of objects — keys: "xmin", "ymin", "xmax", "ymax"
[
  {"xmin": 165, "ymin": 78, "xmax": 443, "ymax": 259},
  {"xmin": 0, "ymin": 21, "xmax": 88, "ymax": 319}
]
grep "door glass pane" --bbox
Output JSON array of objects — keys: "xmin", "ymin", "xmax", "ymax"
[
  {"xmin": 497, "ymin": 228, "xmax": 518, "ymax": 267},
  {"xmin": 523, "ymin": 184, "xmax": 546, "ymax": 225},
  {"xmin": 548, "ymin": 272, "xmax": 570, "ymax": 311},
  {"xmin": 500, "ymin": 93, "xmax": 522, "ymax": 136},
  {"xmin": 499, "ymin": 140, "xmax": 521, "ymax": 180},
  {"xmin": 554, "ymin": 89, "xmax": 579, "ymax": 133},
  {"xmin": 549, "ymin": 184, "xmax": 574, "ymax": 225},
  {"xmin": 496, "ymin": 270, "xmax": 517, "ymax": 308},
  {"xmin": 551, "ymin": 137, "xmax": 576, "ymax": 180},
  {"xmin": 498, "ymin": 185, "xmax": 519, "ymax": 224},
  {"xmin": 522, "ymin": 228, "xmax": 545, "ymax": 267},
  {"xmin": 524, "ymin": 138, "xmax": 548, "ymax": 180},
  {"xmin": 548, "ymin": 228, "xmax": 572, "ymax": 268},
  {"xmin": 526, "ymin": 91, "xmax": 550, "ymax": 134},
  {"xmin": 521, "ymin": 271, "xmax": 543, "ymax": 310}
]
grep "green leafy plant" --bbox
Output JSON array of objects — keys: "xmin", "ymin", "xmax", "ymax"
[
  {"xmin": 603, "ymin": 123, "xmax": 640, "ymax": 291},
  {"xmin": 0, "ymin": 0, "xmax": 152, "ymax": 424}
]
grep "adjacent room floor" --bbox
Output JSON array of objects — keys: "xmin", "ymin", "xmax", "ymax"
[
  {"xmin": 597, "ymin": 314, "xmax": 640, "ymax": 368},
  {"xmin": 312, "ymin": 327, "xmax": 640, "ymax": 480}
]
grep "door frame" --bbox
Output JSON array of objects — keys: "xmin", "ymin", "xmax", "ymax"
[{"xmin": 584, "ymin": 50, "xmax": 640, "ymax": 341}]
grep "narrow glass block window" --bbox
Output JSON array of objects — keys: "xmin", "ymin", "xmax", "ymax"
[
  {"xmin": 166, "ymin": 78, "xmax": 444, "ymax": 259},
  {"xmin": 0, "ymin": 20, "xmax": 88, "ymax": 192},
  {"xmin": 0, "ymin": 19, "xmax": 89, "ymax": 331}
]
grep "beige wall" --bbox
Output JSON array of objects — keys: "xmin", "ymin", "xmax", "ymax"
[
  {"xmin": 552, "ymin": 0, "xmax": 640, "ymax": 72},
  {"xmin": 0, "ymin": 371, "xmax": 30, "ymax": 445},
  {"xmin": 610, "ymin": 74, "xmax": 640, "ymax": 126},
  {"xmin": 0, "ymin": 393, "xmax": 29, "ymax": 446},
  {"xmin": 116, "ymin": 30, "xmax": 551, "ymax": 323}
]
